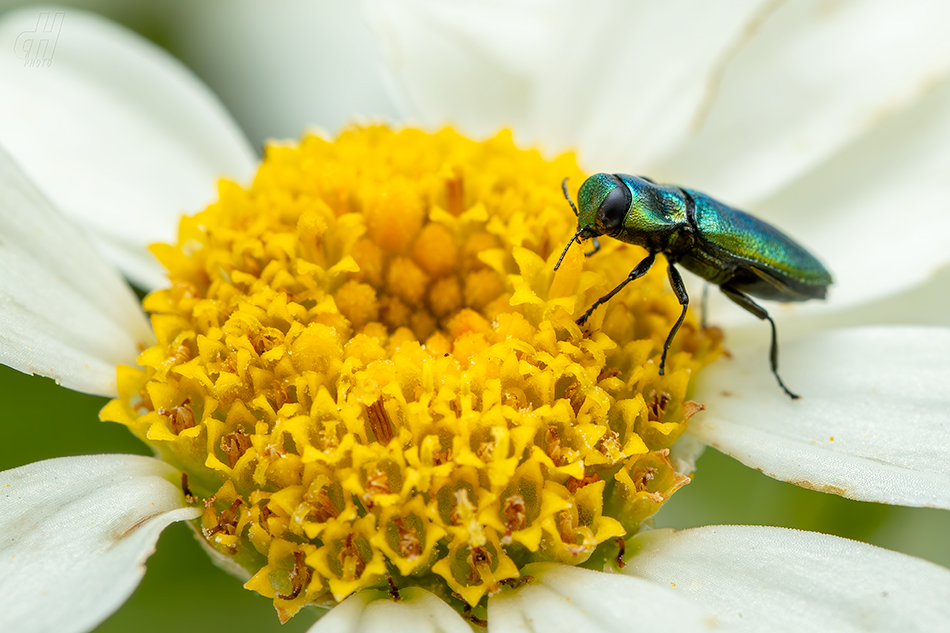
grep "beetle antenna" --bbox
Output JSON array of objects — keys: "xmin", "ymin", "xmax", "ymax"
[
  {"xmin": 562, "ymin": 177, "xmax": 578, "ymax": 217},
  {"xmin": 554, "ymin": 228, "xmax": 584, "ymax": 271}
]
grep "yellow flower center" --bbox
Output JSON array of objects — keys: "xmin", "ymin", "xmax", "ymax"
[{"xmin": 101, "ymin": 126, "xmax": 721, "ymax": 623}]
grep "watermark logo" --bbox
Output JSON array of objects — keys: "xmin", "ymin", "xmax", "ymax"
[{"xmin": 14, "ymin": 12, "xmax": 65, "ymax": 68}]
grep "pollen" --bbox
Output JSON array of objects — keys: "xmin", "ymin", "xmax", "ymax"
[{"xmin": 101, "ymin": 126, "xmax": 721, "ymax": 621}]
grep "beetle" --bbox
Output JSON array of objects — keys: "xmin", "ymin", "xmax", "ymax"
[{"xmin": 554, "ymin": 173, "xmax": 833, "ymax": 399}]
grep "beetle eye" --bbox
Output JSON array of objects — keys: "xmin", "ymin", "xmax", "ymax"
[{"xmin": 597, "ymin": 184, "xmax": 630, "ymax": 234}]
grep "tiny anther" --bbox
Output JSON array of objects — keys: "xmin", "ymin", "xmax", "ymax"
[
  {"xmin": 276, "ymin": 551, "xmax": 311, "ymax": 601},
  {"xmin": 647, "ymin": 391, "xmax": 672, "ymax": 422},
  {"xmin": 595, "ymin": 430, "xmax": 621, "ymax": 456},
  {"xmin": 221, "ymin": 427, "xmax": 253, "ymax": 468},
  {"xmin": 220, "ymin": 356, "xmax": 238, "ymax": 374},
  {"xmin": 499, "ymin": 576, "xmax": 533, "ymax": 590},
  {"xmin": 502, "ymin": 495, "xmax": 527, "ymax": 543},
  {"xmin": 430, "ymin": 449, "xmax": 450, "ymax": 466},
  {"xmin": 544, "ymin": 427, "xmax": 566, "ymax": 466},
  {"xmin": 614, "ymin": 537, "xmax": 627, "ymax": 569},
  {"xmin": 500, "ymin": 390, "xmax": 521, "ymax": 408},
  {"xmin": 171, "ymin": 342, "xmax": 193, "ymax": 365},
  {"xmin": 366, "ymin": 398, "xmax": 394, "ymax": 444},
  {"xmin": 631, "ymin": 465, "xmax": 658, "ymax": 492},
  {"xmin": 338, "ymin": 533, "xmax": 367, "ymax": 580},
  {"xmin": 393, "ymin": 517, "xmax": 422, "ymax": 560},
  {"xmin": 449, "ymin": 487, "xmax": 477, "ymax": 527},
  {"xmin": 251, "ymin": 327, "xmax": 285, "ymax": 356},
  {"xmin": 181, "ymin": 472, "xmax": 197, "ymax": 504},
  {"xmin": 564, "ymin": 472, "xmax": 601, "ymax": 494},
  {"xmin": 557, "ymin": 511, "xmax": 575, "ymax": 544},
  {"xmin": 466, "ymin": 546, "xmax": 493, "ymax": 586},
  {"xmin": 387, "ymin": 577, "xmax": 401, "ymax": 602},
  {"xmin": 597, "ymin": 367, "xmax": 622, "ymax": 382},
  {"xmin": 363, "ymin": 468, "xmax": 392, "ymax": 509},
  {"xmin": 265, "ymin": 382, "xmax": 290, "ymax": 411},
  {"xmin": 263, "ymin": 444, "xmax": 286, "ymax": 460},
  {"xmin": 476, "ymin": 440, "xmax": 495, "ymax": 462},
  {"xmin": 306, "ymin": 488, "xmax": 339, "ymax": 523},
  {"xmin": 202, "ymin": 498, "xmax": 244, "ymax": 539},
  {"xmin": 315, "ymin": 428, "xmax": 339, "ymax": 451},
  {"xmin": 461, "ymin": 605, "xmax": 488, "ymax": 628},
  {"xmin": 563, "ymin": 382, "xmax": 584, "ymax": 416},
  {"xmin": 158, "ymin": 398, "xmax": 195, "ymax": 435}
]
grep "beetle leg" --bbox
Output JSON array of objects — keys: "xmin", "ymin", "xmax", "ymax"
[
  {"xmin": 585, "ymin": 237, "xmax": 601, "ymax": 257},
  {"xmin": 700, "ymin": 283, "xmax": 709, "ymax": 330},
  {"xmin": 719, "ymin": 284, "xmax": 800, "ymax": 400},
  {"xmin": 577, "ymin": 252, "xmax": 655, "ymax": 326},
  {"xmin": 659, "ymin": 263, "xmax": 689, "ymax": 376}
]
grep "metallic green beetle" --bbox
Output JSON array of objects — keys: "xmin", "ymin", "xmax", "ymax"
[{"xmin": 555, "ymin": 173, "xmax": 833, "ymax": 399}]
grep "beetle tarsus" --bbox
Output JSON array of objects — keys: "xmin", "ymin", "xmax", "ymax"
[
  {"xmin": 585, "ymin": 238, "xmax": 601, "ymax": 257},
  {"xmin": 720, "ymin": 284, "xmax": 800, "ymax": 401},
  {"xmin": 700, "ymin": 283, "xmax": 709, "ymax": 330},
  {"xmin": 578, "ymin": 252, "xmax": 656, "ymax": 329},
  {"xmin": 767, "ymin": 313, "xmax": 800, "ymax": 400},
  {"xmin": 659, "ymin": 264, "xmax": 689, "ymax": 375}
]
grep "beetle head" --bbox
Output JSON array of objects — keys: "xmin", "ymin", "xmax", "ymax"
[
  {"xmin": 555, "ymin": 173, "xmax": 629, "ymax": 271},
  {"xmin": 578, "ymin": 173, "xmax": 630, "ymax": 237}
]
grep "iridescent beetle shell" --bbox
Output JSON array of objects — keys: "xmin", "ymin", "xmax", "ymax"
[{"xmin": 559, "ymin": 172, "xmax": 832, "ymax": 399}]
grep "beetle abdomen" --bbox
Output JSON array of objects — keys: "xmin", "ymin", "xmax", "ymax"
[{"xmin": 685, "ymin": 189, "xmax": 832, "ymax": 300}]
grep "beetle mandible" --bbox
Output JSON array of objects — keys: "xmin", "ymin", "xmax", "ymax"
[{"xmin": 554, "ymin": 173, "xmax": 833, "ymax": 400}]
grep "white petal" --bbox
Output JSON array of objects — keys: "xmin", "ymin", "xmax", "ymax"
[
  {"xmin": 308, "ymin": 587, "xmax": 470, "ymax": 633},
  {"xmin": 171, "ymin": 0, "xmax": 399, "ymax": 147},
  {"xmin": 691, "ymin": 327, "xmax": 950, "ymax": 508},
  {"xmin": 0, "ymin": 7, "xmax": 257, "ymax": 288},
  {"xmin": 489, "ymin": 563, "xmax": 716, "ymax": 633},
  {"xmin": 364, "ymin": 0, "xmax": 771, "ymax": 168},
  {"xmin": 667, "ymin": 432, "xmax": 707, "ymax": 478},
  {"xmin": 660, "ymin": 64, "xmax": 950, "ymax": 329},
  {"xmin": 649, "ymin": 0, "xmax": 950, "ymax": 204},
  {"xmin": 0, "ymin": 454, "xmax": 200, "ymax": 633},
  {"xmin": 625, "ymin": 525, "xmax": 950, "ymax": 633},
  {"xmin": 0, "ymin": 145, "xmax": 152, "ymax": 397},
  {"xmin": 803, "ymin": 266, "xmax": 950, "ymax": 330},
  {"xmin": 747, "ymin": 71, "xmax": 950, "ymax": 316}
]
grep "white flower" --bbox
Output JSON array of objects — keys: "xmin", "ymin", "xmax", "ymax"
[{"xmin": 0, "ymin": 3, "xmax": 948, "ymax": 633}]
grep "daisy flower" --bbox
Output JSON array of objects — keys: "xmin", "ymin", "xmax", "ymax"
[{"xmin": 0, "ymin": 4, "xmax": 948, "ymax": 633}]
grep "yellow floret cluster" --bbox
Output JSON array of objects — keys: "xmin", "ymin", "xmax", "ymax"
[{"xmin": 102, "ymin": 126, "xmax": 720, "ymax": 622}]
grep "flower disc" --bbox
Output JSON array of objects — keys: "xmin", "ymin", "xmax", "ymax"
[{"xmin": 102, "ymin": 126, "xmax": 721, "ymax": 622}]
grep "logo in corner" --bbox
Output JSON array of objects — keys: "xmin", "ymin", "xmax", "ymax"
[{"xmin": 14, "ymin": 12, "xmax": 65, "ymax": 68}]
